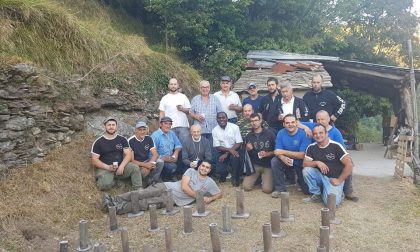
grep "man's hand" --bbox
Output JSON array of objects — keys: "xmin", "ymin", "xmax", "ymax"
[
  {"xmin": 142, "ymin": 168, "xmax": 150, "ymax": 177},
  {"xmin": 228, "ymin": 149, "xmax": 239, "ymax": 157},
  {"xmin": 246, "ymin": 142, "xmax": 253, "ymax": 151},
  {"xmin": 115, "ymin": 165, "xmax": 124, "ymax": 175},
  {"xmin": 303, "ymin": 127, "xmax": 313, "ymax": 138},
  {"xmin": 280, "ymin": 155, "xmax": 293, "ymax": 166},
  {"xmin": 142, "ymin": 162, "xmax": 155, "ymax": 170},
  {"xmin": 258, "ymin": 151, "xmax": 268, "ymax": 158},
  {"xmin": 278, "ymin": 113, "xmax": 285, "ymax": 121},
  {"xmin": 330, "ymin": 115, "xmax": 337, "ymax": 122},
  {"xmin": 316, "ymin": 161, "xmax": 329, "ymax": 174},
  {"xmin": 219, "ymin": 153, "xmax": 228, "ymax": 162},
  {"xmin": 330, "ymin": 178, "xmax": 342, "ymax": 186},
  {"xmin": 228, "ymin": 104, "xmax": 237, "ymax": 111},
  {"xmin": 162, "ymin": 155, "xmax": 177, "ymax": 163}
]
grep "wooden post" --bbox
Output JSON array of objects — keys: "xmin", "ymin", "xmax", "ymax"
[
  {"xmin": 148, "ymin": 204, "xmax": 159, "ymax": 231},
  {"xmin": 280, "ymin": 192, "xmax": 294, "ymax": 222},
  {"xmin": 270, "ymin": 210, "xmax": 286, "ymax": 238},
  {"xmin": 162, "ymin": 189, "xmax": 179, "ymax": 215},
  {"xmin": 183, "ymin": 205, "xmax": 193, "ymax": 234},
  {"xmin": 108, "ymin": 206, "xmax": 119, "ymax": 232},
  {"xmin": 319, "ymin": 226, "xmax": 330, "ymax": 252},
  {"xmin": 128, "ymin": 191, "xmax": 144, "ymax": 218},
  {"xmin": 59, "ymin": 241, "xmax": 68, "ymax": 252},
  {"xmin": 262, "ymin": 223, "xmax": 272, "ymax": 252},
  {"xmin": 232, "ymin": 188, "xmax": 250, "ymax": 218},
  {"xmin": 221, "ymin": 204, "xmax": 233, "ymax": 234},
  {"xmin": 120, "ymin": 227, "xmax": 129, "ymax": 252},
  {"xmin": 408, "ymin": 39, "xmax": 419, "ymax": 183},
  {"xmin": 93, "ymin": 242, "xmax": 105, "ymax": 252},
  {"xmin": 165, "ymin": 225, "xmax": 173, "ymax": 252},
  {"xmin": 327, "ymin": 193, "xmax": 342, "ymax": 225},
  {"xmin": 77, "ymin": 220, "xmax": 92, "ymax": 252},
  {"xmin": 193, "ymin": 191, "xmax": 210, "ymax": 217}
]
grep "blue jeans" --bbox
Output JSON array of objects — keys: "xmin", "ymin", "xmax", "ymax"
[
  {"xmin": 302, "ymin": 167, "xmax": 344, "ymax": 207},
  {"xmin": 271, "ymin": 157, "xmax": 309, "ymax": 194}
]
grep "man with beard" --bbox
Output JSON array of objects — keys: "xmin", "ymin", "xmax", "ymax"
[
  {"xmin": 159, "ymin": 78, "xmax": 191, "ymax": 142},
  {"xmin": 259, "ymin": 77, "xmax": 282, "ymax": 133},
  {"xmin": 243, "ymin": 113, "xmax": 276, "ymax": 193},
  {"xmin": 303, "ymin": 74, "xmax": 346, "ymax": 122},
  {"xmin": 91, "ymin": 117, "xmax": 142, "ymax": 190},
  {"xmin": 102, "ymin": 160, "xmax": 222, "ymax": 214},
  {"xmin": 212, "ymin": 112, "xmax": 243, "ymax": 186}
]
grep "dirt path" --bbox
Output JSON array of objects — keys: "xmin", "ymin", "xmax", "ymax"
[{"xmin": 1, "ymin": 142, "xmax": 419, "ymax": 251}]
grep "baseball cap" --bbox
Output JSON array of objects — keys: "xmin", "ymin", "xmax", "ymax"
[
  {"xmin": 160, "ymin": 116, "xmax": 173, "ymax": 123},
  {"xmin": 103, "ymin": 116, "xmax": 117, "ymax": 124},
  {"xmin": 135, "ymin": 121, "xmax": 148, "ymax": 128},
  {"xmin": 221, "ymin": 76, "xmax": 231, "ymax": 82},
  {"xmin": 248, "ymin": 82, "xmax": 257, "ymax": 89}
]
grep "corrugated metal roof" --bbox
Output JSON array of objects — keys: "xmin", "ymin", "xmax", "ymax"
[{"xmin": 247, "ymin": 50, "xmax": 340, "ymax": 62}]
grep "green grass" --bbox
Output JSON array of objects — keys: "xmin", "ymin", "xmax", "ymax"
[{"xmin": 0, "ymin": 0, "xmax": 201, "ymax": 99}]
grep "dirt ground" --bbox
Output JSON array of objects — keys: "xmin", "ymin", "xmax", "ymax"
[{"xmin": 1, "ymin": 139, "xmax": 419, "ymax": 251}]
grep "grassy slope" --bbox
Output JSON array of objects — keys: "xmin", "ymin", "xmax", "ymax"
[
  {"xmin": 0, "ymin": 1, "xmax": 200, "ymax": 250},
  {"xmin": 0, "ymin": 0, "xmax": 200, "ymax": 96}
]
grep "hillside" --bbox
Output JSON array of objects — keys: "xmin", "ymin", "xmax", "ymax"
[
  {"xmin": 0, "ymin": 1, "xmax": 201, "ymax": 250},
  {"xmin": 0, "ymin": 0, "xmax": 201, "ymax": 96}
]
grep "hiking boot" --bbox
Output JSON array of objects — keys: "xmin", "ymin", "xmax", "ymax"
[
  {"xmin": 303, "ymin": 194, "xmax": 322, "ymax": 203},
  {"xmin": 345, "ymin": 193, "xmax": 359, "ymax": 202},
  {"xmin": 101, "ymin": 192, "xmax": 113, "ymax": 213},
  {"xmin": 271, "ymin": 191, "xmax": 283, "ymax": 198}
]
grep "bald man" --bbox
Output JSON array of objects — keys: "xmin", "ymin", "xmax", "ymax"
[
  {"xmin": 181, "ymin": 125, "xmax": 212, "ymax": 170},
  {"xmin": 303, "ymin": 75, "xmax": 346, "ymax": 122},
  {"xmin": 237, "ymin": 104, "xmax": 254, "ymax": 138}
]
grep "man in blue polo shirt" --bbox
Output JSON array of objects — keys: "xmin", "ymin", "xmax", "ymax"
[
  {"xmin": 271, "ymin": 114, "xmax": 311, "ymax": 197},
  {"xmin": 151, "ymin": 116, "xmax": 182, "ymax": 181}
]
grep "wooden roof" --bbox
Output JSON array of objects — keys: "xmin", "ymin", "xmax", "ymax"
[{"xmin": 233, "ymin": 51, "xmax": 333, "ymax": 93}]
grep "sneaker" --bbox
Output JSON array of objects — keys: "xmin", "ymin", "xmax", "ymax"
[
  {"xmin": 303, "ymin": 194, "xmax": 322, "ymax": 203},
  {"xmin": 271, "ymin": 191, "xmax": 283, "ymax": 198},
  {"xmin": 101, "ymin": 192, "xmax": 112, "ymax": 212},
  {"xmin": 345, "ymin": 193, "xmax": 359, "ymax": 202},
  {"xmin": 226, "ymin": 173, "xmax": 232, "ymax": 180},
  {"xmin": 286, "ymin": 181, "xmax": 297, "ymax": 187}
]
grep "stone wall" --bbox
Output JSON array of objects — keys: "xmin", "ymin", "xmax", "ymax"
[{"xmin": 0, "ymin": 63, "xmax": 159, "ymax": 171}]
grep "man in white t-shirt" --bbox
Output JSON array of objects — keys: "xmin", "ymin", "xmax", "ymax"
[
  {"xmin": 212, "ymin": 112, "xmax": 243, "ymax": 186},
  {"xmin": 214, "ymin": 76, "xmax": 242, "ymax": 124},
  {"xmin": 159, "ymin": 78, "xmax": 191, "ymax": 142}
]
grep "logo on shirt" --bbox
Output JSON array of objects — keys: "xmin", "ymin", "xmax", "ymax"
[
  {"xmin": 326, "ymin": 153, "xmax": 335, "ymax": 160},
  {"xmin": 319, "ymin": 101, "xmax": 327, "ymax": 107},
  {"xmin": 115, "ymin": 143, "xmax": 123, "ymax": 150},
  {"xmin": 293, "ymin": 140, "xmax": 299, "ymax": 146},
  {"xmin": 144, "ymin": 144, "xmax": 150, "ymax": 151}
]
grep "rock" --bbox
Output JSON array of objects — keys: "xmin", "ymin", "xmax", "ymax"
[
  {"xmin": 5, "ymin": 116, "xmax": 30, "ymax": 131},
  {"xmin": 31, "ymin": 127, "xmax": 41, "ymax": 135},
  {"xmin": 11, "ymin": 63, "xmax": 37, "ymax": 77},
  {"xmin": 57, "ymin": 132, "xmax": 65, "ymax": 141},
  {"xmin": 32, "ymin": 157, "xmax": 44, "ymax": 164},
  {"xmin": 0, "ymin": 141, "xmax": 16, "ymax": 153},
  {"xmin": 0, "ymin": 114, "xmax": 10, "ymax": 121},
  {"xmin": 63, "ymin": 136, "xmax": 71, "ymax": 144},
  {"xmin": 46, "ymin": 125, "xmax": 70, "ymax": 132},
  {"xmin": 3, "ymin": 152, "xmax": 18, "ymax": 161}
]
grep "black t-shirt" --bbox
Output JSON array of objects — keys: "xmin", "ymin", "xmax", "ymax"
[
  {"xmin": 128, "ymin": 135, "xmax": 155, "ymax": 162},
  {"xmin": 305, "ymin": 140, "xmax": 348, "ymax": 178},
  {"xmin": 245, "ymin": 128, "xmax": 276, "ymax": 167},
  {"xmin": 91, "ymin": 135, "xmax": 129, "ymax": 165}
]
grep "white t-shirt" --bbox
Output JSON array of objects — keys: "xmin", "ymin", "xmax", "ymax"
[
  {"xmin": 212, "ymin": 122, "xmax": 243, "ymax": 148},
  {"xmin": 164, "ymin": 168, "xmax": 220, "ymax": 206},
  {"xmin": 281, "ymin": 96, "xmax": 295, "ymax": 115},
  {"xmin": 159, "ymin": 92, "xmax": 191, "ymax": 128},
  {"xmin": 214, "ymin": 91, "xmax": 241, "ymax": 119}
]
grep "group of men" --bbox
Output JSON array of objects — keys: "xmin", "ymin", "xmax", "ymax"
[{"xmin": 94, "ymin": 74, "xmax": 357, "ymax": 214}]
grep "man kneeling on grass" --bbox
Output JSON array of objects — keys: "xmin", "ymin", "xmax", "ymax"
[
  {"xmin": 302, "ymin": 124, "xmax": 352, "ymax": 207},
  {"xmin": 102, "ymin": 160, "xmax": 222, "ymax": 214}
]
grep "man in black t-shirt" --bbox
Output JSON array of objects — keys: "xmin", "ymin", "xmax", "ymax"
[
  {"xmin": 243, "ymin": 113, "xmax": 276, "ymax": 193},
  {"xmin": 128, "ymin": 121, "xmax": 163, "ymax": 185},
  {"xmin": 91, "ymin": 117, "xmax": 142, "ymax": 190},
  {"xmin": 302, "ymin": 124, "xmax": 352, "ymax": 207}
]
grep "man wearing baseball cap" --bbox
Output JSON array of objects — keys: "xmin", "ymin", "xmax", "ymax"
[
  {"xmin": 151, "ymin": 116, "xmax": 183, "ymax": 181},
  {"xmin": 91, "ymin": 116, "xmax": 142, "ymax": 190},
  {"xmin": 128, "ymin": 120, "xmax": 164, "ymax": 185},
  {"xmin": 242, "ymin": 82, "xmax": 263, "ymax": 113}
]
